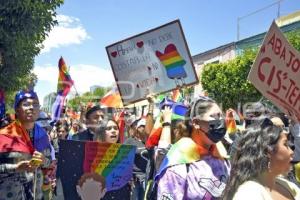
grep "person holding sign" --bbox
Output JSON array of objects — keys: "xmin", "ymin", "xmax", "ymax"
[
  {"xmin": 222, "ymin": 118, "xmax": 300, "ymax": 200},
  {"xmin": 0, "ymin": 90, "xmax": 52, "ymax": 200},
  {"xmin": 94, "ymin": 117, "xmax": 132, "ymax": 200}
]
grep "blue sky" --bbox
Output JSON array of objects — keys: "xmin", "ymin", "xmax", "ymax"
[{"xmin": 34, "ymin": 0, "xmax": 300, "ymax": 104}]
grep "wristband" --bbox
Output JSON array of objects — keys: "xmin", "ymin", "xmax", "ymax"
[{"xmin": 162, "ymin": 122, "xmax": 171, "ymax": 127}]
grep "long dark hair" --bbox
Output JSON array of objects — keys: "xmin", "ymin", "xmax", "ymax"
[
  {"xmin": 222, "ymin": 119, "xmax": 283, "ymax": 199},
  {"xmin": 95, "ymin": 117, "xmax": 120, "ymax": 143}
]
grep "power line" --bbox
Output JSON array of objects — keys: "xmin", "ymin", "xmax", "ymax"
[{"xmin": 237, "ymin": 0, "xmax": 284, "ymax": 40}]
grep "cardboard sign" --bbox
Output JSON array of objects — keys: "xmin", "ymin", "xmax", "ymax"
[
  {"xmin": 57, "ymin": 140, "xmax": 136, "ymax": 200},
  {"xmin": 248, "ymin": 21, "xmax": 300, "ymax": 121},
  {"xmin": 106, "ymin": 20, "xmax": 198, "ymax": 106}
]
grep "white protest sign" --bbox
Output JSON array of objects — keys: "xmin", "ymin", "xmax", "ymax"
[
  {"xmin": 248, "ymin": 21, "xmax": 300, "ymax": 121},
  {"xmin": 106, "ymin": 20, "xmax": 198, "ymax": 106}
]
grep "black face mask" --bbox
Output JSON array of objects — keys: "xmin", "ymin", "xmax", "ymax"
[{"xmin": 205, "ymin": 119, "xmax": 226, "ymax": 143}]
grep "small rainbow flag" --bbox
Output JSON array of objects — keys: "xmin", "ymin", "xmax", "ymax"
[
  {"xmin": 225, "ymin": 109, "xmax": 237, "ymax": 134},
  {"xmin": 156, "ymin": 44, "xmax": 187, "ymax": 79},
  {"xmin": 57, "ymin": 57, "xmax": 74, "ymax": 96},
  {"xmin": 83, "ymin": 142, "xmax": 136, "ymax": 191}
]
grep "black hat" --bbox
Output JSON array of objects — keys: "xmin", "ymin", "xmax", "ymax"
[{"xmin": 85, "ymin": 105, "xmax": 103, "ymax": 119}]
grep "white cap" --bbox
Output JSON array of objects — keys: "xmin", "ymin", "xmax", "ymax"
[{"xmin": 137, "ymin": 118, "xmax": 146, "ymax": 128}]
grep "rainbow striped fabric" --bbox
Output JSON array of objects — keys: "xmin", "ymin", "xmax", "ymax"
[
  {"xmin": 51, "ymin": 57, "xmax": 74, "ymax": 121},
  {"xmin": 83, "ymin": 142, "xmax": 136, "ymax": 191},
  {"xmin": 156, "ymin": 44, "xmax": 187, "ymax": 79},
  {"xmin": 225, "ymin": 109, "xmax": 238, "ymax": 134},
  {"xmin": 0, "ymin": 89, "xmax": 5, "ymax": 119},
  {"xmin": 57, "ymin": 57, "xmax": 74, "ymax": 96}
]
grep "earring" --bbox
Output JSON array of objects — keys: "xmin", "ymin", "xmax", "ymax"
[{"xmin": 268, "ymin": 161, "xmax": 271, "ymax": 170}]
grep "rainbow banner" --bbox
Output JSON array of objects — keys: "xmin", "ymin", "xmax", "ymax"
[
  {"xmin": 51, "ymin": 57, "xmax": 74, "ymax": 121},
  {"xmin": 57, "ymin": 140, "xmax": 136, "ymax": 199}
]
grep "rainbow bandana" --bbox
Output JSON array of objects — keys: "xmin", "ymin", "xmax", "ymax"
[{"xmin": 155, "ymin": 137, "xmax": 201, "ymax": 179}]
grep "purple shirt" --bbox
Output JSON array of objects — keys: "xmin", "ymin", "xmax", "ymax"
[{"xmin": 157, "ymin": 155, "xmax": 230, "ymax": 200}]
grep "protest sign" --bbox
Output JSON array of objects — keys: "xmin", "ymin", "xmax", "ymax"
[
  {"xmin": 57, "ymin": 140, "xmax": 136, "ymax": 200},
  {"xmin": 248, "ymin": 21, "xmax": 300, "ymax": 121},
  {"xmin": 106, "ymin": 20, "xmax": 198, "ymax": 105}
]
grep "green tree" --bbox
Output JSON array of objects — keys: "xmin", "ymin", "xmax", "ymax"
[
  {"xmin": 0, "ymin": 0, "xmax": 63, "ymax": 105},
  {"xmin": 201, "ymin": 30, "xmax": 300, "ymax": 110},
  {"xmin": 67, "ymin": 87, "xmax": 108, "ymax": 111}
]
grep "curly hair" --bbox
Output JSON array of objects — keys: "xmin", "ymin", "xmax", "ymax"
[{"xmin": 222, "ymin": 120, "xmax": 283, "ymax": 199}]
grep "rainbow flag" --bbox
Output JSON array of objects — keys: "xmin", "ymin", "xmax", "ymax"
[
  {"xmin": 225, "ymin": 109, "xmax": 237, "ymax": 134},
  {"xmin": 51, "ymin": 57, "xmax": 74, "ymax": 121},
  {"xmin": 0, "ymin": 89, "xmax": 5, "ymax": 120},
  {"xmin": 0, "ymin": 121, "xmax": 34, "ymax": 154},
  {"xmin": 100, "ymin": 86, "xmax": 123, "ymax": 108},
  {"xmin": 146, "ymin": 114, "xmax": 163, "ymax": 148},
  {"xmin": 155, "ymin": 138, "xmax": 201, "ymax": 179},
  {"xmin": 156, "ymin": 44, "xmax": 187, "ymax": 79},
  {"xmin": 83, "ymin": 142, "xmax": 136, "ymax": 191}
]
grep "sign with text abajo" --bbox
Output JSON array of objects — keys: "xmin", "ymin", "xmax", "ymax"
[
  {"xmin": 106, "ymin": 20, "xmax": 198, "ymax": 106},
  {"xmin": 57, "ymin": 140, "xmax": 136, "ymax": 200},
  {"xmin": 248, "ymin": 21, "xmax": 300, "ymax": 121}
]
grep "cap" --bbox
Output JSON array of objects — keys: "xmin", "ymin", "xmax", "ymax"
[
  {"xmin": 85, "ymin": 105, "xmax": 103, "ymax": 119},
  {"xmin": 14, "ymin": 90, "xmax": 39, "ymax": 110}
]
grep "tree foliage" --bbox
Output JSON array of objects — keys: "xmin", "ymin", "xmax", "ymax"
[
  {"xmin": 0, "ymin": 0, "xmax": 63, "ymax": 92},
  {"xmin": 201, "ymin": 30, "xmax": 300, "ymax": 110},
  {"xmin": 67, "ymin": 87, "xmax": 109, "ymax": 111}
]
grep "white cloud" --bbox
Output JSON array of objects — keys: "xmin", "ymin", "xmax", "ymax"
[
  {"xmin": 40, "ymin": 15, "xmax": 90, "ymax": 53},
  {"xmin": 34, "ymin": 64, "xmax": 115, "ymax": 100}
]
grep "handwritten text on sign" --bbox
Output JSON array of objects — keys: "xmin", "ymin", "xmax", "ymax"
[
  {"xmin": 106, "ymin": 20, "xmax": 198, "ymax": 105},
  {"xmin": 248, "ymin": 21, "xmax": 300, "ymax": 120},
  {"xmin": 83, "ymin": 142, "xmax": 136, "ymax": 191}
]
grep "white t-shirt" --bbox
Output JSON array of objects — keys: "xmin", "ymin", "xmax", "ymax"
[{"xmin": 233, "ymin": 177, "xmax": 300, "ymax": 200}]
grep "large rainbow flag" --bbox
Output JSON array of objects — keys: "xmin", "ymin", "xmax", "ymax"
[
  {"xmin": 51, "ymin": 57, "xmax": 74, "ymax": 121},
  {"xmin": 156, "ymin": 43, "xmax": 187, "ymax": 79}
]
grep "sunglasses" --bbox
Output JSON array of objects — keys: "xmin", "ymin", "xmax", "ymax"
[{"xmin": 106, "ymin": 125, "xmax": 118, "ymax": 131}]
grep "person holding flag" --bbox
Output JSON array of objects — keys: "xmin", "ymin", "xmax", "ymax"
[{"xmin": 0, "ymin": 90, "xmax": 52, "ymax": 199}]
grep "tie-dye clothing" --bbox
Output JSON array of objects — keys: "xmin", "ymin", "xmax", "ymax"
[{"xmin": 156, "ymin": 155, "xmax": 230, "ymax": 200}]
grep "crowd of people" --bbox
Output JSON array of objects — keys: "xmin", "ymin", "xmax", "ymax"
[{"xmin": 1, "ymin": 89, "xmax": 300, "ymax": 200}]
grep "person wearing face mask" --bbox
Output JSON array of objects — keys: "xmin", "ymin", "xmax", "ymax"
[
  {"xmin": 155, "ymin": 96, "xmax": 230, "ymax": 200},
  {"xmin": 72, "ymin": 105, "xmax": 104, "ymax": 141}
]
